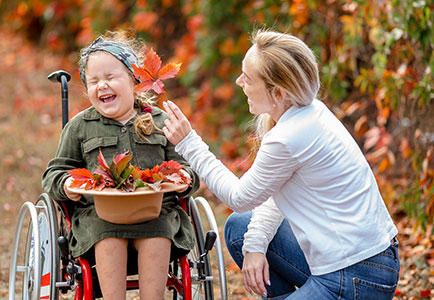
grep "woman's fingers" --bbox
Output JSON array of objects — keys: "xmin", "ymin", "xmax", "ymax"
[
  {"xmin": 162, "ymin": 101, "xmax": 192, "ymax": 145},
  {"xmin": 163, "ymin": 100, "xmax": 179, "ymax": 121},
  {"xmin": 165, "ymin": 100, "xmax": 188, "ymax": 121}
]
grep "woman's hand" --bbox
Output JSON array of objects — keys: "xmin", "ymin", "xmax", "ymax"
[
  {"xmin": 64, "ymin": 176, "xmax": 81, "ymax": 202},
  {"xmin": 162, "ymin": 100, "xmax": 192, "ymax": 145},
  {"xmin": 242, "ymin": 252, "xmax": 270, "ymax": 297}
]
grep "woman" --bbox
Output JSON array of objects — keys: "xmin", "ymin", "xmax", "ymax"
[{"xmin": 162, "ymin": 29, "xmax": 399, "ymax": 299}]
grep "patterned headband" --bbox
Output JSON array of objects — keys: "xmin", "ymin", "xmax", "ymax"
[{"xmin": 80, "ymin": 36, "xmax": 140, "ymax": 88}]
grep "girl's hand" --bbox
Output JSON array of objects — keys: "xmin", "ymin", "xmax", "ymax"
[
  {"xmin": 64, "ymin": 176, "xmax": 82, "ymax": 202},
  {"xmin": 162, "ymin": 100, "xmax": 192, "ymax": 145},
  {"xmin": 242, "ymin": 252, "xmax": 270, "ymax": 297}
]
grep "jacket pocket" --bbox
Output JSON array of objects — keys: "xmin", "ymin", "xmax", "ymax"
[
  {"xmin": 133, "ymin": 133, "xmax": 167, "ymax": 168},
  {"xmin": 134, "ymin": 133, "xmax": 167, "ymax": 147},
  {"xmin": 82, "ymin": 136, "xmax": 119, "ymax": 169}
]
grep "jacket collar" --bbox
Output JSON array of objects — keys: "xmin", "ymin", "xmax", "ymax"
[{"xmin": 83, "ymin": 106, "xmax": 162, "ymax": 124}]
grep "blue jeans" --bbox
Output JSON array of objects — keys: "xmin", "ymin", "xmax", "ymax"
[{"xmin": 224, "ymin": 212, "xmax": 400, "ymax": 300}]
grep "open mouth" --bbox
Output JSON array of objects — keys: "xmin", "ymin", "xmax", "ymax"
[{"xmin": 99, "ymin": 94, "xmax": 116, "ymax": 103}]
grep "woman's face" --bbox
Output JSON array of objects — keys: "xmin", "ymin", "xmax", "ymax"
[
  {"xmin": 236, "ymin": 46, "xmax": 274, "ymax": 115},
  {"xmin": 85, "ymin": 52, "xmax": 136, "ymax": 123}
]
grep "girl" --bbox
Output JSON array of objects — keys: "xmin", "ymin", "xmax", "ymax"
[
  {"xmin": 42, "ymin": 31, "xmax": 199, "ymax": 300},
  {"xmin": 162, "ymin": 29, "xmax": 400, "ymax": 300}
]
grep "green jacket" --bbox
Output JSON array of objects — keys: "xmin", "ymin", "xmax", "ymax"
[{"xmin": 42, "ymin": 106, "xmax": 199, "ymax": 258}]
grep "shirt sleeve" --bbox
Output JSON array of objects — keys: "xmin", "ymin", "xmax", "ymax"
[
  {"xmin": 42, "ymin": 121, "xmax": 84, "ymax": 201},
  {"xmin": 242, "ymin": 197, "xmax": 284, "ymax": 255},
  {"xmin": 175, "ymin": 130, "xmax": 299, "ymax": 212}
]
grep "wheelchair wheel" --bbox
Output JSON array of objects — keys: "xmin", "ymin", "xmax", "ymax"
[
  {"xmin": 189, "ymin": 198, "xmax": 214, "ymax": 300},
  {"xmin": 192, "ymin": 197, "xmax": 227, "ymax": 300},
  {"xmin": 9, "ymin": 194, "xmax": 60, "ymax": 300}
]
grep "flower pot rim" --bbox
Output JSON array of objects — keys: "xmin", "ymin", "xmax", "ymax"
[{"xmin": 66, "ymin": 182, "xmax": 188, "ymax": 197}]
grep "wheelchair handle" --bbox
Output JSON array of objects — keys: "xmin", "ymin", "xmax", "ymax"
[{"xmin": 48, "ymin": 70, "xmax": 71, "ymax": 128}]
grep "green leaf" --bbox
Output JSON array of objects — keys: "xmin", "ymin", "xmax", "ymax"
[{"xmin": 115, "ymin": 152, "xmax": 133, "ymax": 175}]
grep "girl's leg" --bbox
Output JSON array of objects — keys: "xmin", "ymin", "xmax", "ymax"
[
  {"xmin": 133, "ymin": 237, "xmax": 172, "ymax": 300},
  {"xmin": 224, "ymin": 212, "xmax": 310, "ymax": 299},
  {"xmin": 94, "ymin": 237, "xmax": 129, "ymax": 300}
]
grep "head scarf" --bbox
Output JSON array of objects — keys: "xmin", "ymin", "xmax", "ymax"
[{"xmin": 80, "ymin": 36, "xmax": 139, "ymax": 88}]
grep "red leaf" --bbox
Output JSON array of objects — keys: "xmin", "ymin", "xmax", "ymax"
[
  {"xmin": 97, "ymin": 149, "xmax": 109, "ymax": 170},
  {"xmin": 132, "ymin": 47, "xmax": 181, "ymax": 94},
  {"xmin": 421, "ymin": 290, "xmax": 431, "ymax": 297},
  {"xmin": 158, "ymin": 160, "xmax": 185, "ymax": 175}
]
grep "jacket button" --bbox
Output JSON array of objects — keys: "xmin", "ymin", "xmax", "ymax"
[{"xmin": 121, "ymin": 127, "xmax": 127, "ymax": 133}]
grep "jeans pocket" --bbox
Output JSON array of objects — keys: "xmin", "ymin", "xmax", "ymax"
[{"xmin": 353, "ymin": 277, "xmax": 397, "ymax": 300}]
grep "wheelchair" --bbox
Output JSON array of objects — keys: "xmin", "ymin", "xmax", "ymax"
[{"xmin": 8, "ymin": 70, "xmax": 228, "ymax": 300}]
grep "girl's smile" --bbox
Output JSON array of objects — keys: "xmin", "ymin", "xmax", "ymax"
[{"xmin": 85, "ymin": 51, "xmax": 136, "ymax": 124}]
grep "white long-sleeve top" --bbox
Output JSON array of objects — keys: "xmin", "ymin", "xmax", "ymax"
[{"xmin": 175, "ymin": 99, "xmax": 398, "ymax": 275}]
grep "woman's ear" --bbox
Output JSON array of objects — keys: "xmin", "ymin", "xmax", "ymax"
[{"xmin": 273, "ymin": 87, "xmax": 287, "ymax": 101}]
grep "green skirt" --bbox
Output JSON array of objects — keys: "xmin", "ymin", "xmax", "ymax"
[{"xmin": 66, "ymin": 195, "xmax": 195, "ymax": 259}]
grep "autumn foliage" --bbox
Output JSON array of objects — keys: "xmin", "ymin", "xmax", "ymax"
[
  {"xmin": 67, "ymin": 150, "xmax": 190, "ymax": 192},
  {"xmin": 0, "ymin": 0, "xmax": 433, "ymax": 298}
]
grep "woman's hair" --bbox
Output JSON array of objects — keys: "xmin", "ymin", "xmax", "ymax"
[
  {"xmin": 80, "ymin": 30, "xmax": 160, "ymax": 139},
  {"xmin": 250, "ymin": 29, "xmax": 320, "ymax": 147}
]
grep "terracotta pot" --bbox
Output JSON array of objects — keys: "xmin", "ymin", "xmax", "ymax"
[
  {"xmin": 93, "ymin": 190, "xmax": 164, "ymax": 224},
  {"xmin": 67, "ymin": 183, "xmax": 188, "ymax": 224}
]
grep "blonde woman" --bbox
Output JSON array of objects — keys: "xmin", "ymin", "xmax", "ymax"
[{"xmin": 163, "ymin": 29, "xmax": 399, "ymax": 300}]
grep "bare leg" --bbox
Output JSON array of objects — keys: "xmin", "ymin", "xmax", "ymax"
[
  {"xmin": 94, "ymin": 237, "xmax": 128, "ymax": 300},
  {"xmin": 133, "ymin": 237, "xmax": 171, "ymax": 300}
]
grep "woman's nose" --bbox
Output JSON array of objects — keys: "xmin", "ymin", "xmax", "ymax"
[{"xmin": 235, "ymin": 75, "xmax": 243, "ymax": 87}]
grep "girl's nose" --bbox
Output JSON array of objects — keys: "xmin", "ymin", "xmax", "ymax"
[{"xmin": 97, "ymin": 80, "xmax": 108, "ymax": 90}]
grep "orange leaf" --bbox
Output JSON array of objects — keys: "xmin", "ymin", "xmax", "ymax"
[
  {"xmin": 68, "ymin": 168, "xmax": 93, "ymax": 180},
  {"xmin": 377, "ymin": 158, "xmax": 389, "ymax": 173},
  {"xmin": 133, "ymin": 48, "xmax": 181, "ymax": 94}
]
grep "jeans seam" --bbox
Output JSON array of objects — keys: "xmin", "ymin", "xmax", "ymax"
[
  {"xmin": 229, "ymin": 239, "xmax": 245, "ymax": 266},
  {"xmin": 357, "ymin": 261, "xmax": 400, "ymax": 275},
  {"xmin": 267, "ymin": 247, "xmax": 310, "ymax": 280},
  {"xmin": 337, "ymin": 269, "xmax": 344, "ymax": 299}
]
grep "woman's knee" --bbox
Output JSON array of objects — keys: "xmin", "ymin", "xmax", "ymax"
[{"xmin": 224, "ymin": 211, "xmax": 252, "ymax": 245}]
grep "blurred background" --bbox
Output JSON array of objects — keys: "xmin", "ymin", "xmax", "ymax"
[{"xmin": 0, "ymin": 0, "xmax": 433, "ymax": 298}]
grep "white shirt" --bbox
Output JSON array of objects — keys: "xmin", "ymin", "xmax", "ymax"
[{"xmin": 176, "ymin": 99, "xmax": 398, "ymax": 275}]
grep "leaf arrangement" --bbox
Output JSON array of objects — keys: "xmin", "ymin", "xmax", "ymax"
[
  {"xmin": 132, "ymin": 47, "xmax": 181, "ymax": 95},
  {"xmin": 67, "ymin": 149, "xmax": 191, "ymax": 192}
]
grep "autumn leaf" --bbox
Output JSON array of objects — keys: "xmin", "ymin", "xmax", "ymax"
[
  {"xmin": 97, "ymin": 148, "xmax": 109, "ymax": 170},
  {"xmin": 158, "ymin": 160, "xmax": 185, "ymax": 175},
  {"xmin": 132, "ymin": 47, "xmax": 181, "ymax": 94},
  {"xmin": 113, "ymin": 151, "xmax": 133, "ymax": 175},
  {"xmin": 68, "ymin": 168, "xmax": 93, "ymax": 181},
  {"xmin": 67, "ymin": 168, "xmax": 94, "ymax": 188}
]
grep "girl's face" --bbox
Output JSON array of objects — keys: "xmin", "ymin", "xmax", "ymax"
[
  {"xmin": 235, "ymin": 46, "xmax": 274, "ymax": 116},
  {"xmin": 85, "ymin": 52, "xmax": 136, "ymax": 123}
]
